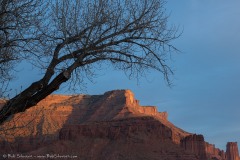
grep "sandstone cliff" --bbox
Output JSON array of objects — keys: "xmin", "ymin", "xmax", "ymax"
[
  {"xmin": 205, "ymin": 142, "xmax": 226, "ymax": 160},
  {"xmin": 0, "ymin": 90, "xmax": 238, "ymax": 160},
  {"xmin": 180, "ymin": 134, "xmax": 207, "ymax": 159},
  {"xmin": 226, "ymin": 142, "xmax": 240, "ymax": 160}
]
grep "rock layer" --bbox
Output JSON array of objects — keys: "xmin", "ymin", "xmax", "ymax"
[
  {"xmin": 180, "ymin": 134, "xmax": 207, "ymax": 159},
  {"xmin": 205, "ymin": 142, "xmax": 226, "ymax": 160},
  {"xmin": 0, "ymin": 90, "xmax": 238, "ymax": 160},
  {"xmin": 226, "ymin": 142, "xmax": 240, "ymax": 160}
]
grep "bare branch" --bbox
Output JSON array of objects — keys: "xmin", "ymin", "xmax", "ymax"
[{"xmin": 0, "ymin": 0, "xmax": 179, "ymax": 124}]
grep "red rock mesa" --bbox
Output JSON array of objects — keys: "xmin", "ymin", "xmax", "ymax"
[{"xmin": 0, "ymin": 90, "xmax": 238, "ymax": 160}]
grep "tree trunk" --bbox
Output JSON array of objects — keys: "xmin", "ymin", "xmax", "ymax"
[{"xmin": 0, "ymin": 71, "xmax": 70, "ymax": 125}]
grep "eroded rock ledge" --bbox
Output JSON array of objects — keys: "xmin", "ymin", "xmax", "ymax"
[{"xmin": 0, "ymin": 90, "xmax": 238, "ymax": 160}]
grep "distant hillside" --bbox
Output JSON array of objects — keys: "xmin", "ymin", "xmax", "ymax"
[{"xmin": 0, "ymin": 90, "xmax": 239, "ymax": 160}]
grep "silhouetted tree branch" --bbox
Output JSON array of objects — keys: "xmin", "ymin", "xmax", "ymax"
[
  {"xmin": 0, "ymin": 0, "xmax": 47, "ymax": 94},
  {"xmin": 0, "ymin": 0, "xmax": 179, "ymax": 124}
]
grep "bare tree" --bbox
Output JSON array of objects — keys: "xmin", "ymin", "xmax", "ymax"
[
  {"xmin": 0, "ymin": 0, "xmax": 46, "ymax": 92},
  {"xmin": 0, "ymin": 0, "xmax": 179, "ymax": 124}
]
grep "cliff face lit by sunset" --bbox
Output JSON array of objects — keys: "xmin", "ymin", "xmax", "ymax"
[{"xmin": 0, "ymin": 90, "xmax": 239, "ymax": 160}]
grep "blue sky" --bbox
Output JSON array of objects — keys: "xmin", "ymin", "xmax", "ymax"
[
  {"xmin": 8, "ymin": 0, "xmax": 240, "ymax": 150},
  {"xmin": 163, "ymin": 0, "xmax": 240, "ymax": 150},
  {"xmin": 81, "ymin": 0, "xmax": 240, "ymax": 150}
]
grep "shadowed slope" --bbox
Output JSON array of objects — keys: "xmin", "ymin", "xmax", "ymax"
[{"xmin": 0, "ymin": 90, "xmax": 235, "ymax": 160}]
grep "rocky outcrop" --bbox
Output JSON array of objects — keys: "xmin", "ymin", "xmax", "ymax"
[
  {"xmin": 205, "ymin": 142, "xmax": 226, "ymax": 160},
  {"xmin": 180, "ymin": 134, "xmax": 207, "ymax": 159},
  {"xmin": 180, "ymin": 135, "xmax": 230, "ymax": 160},
  {"xmin": 59, "ymin": 116, "xmax": 174, "ymax": 142},
  {"xmin": 0, "ymin": 90, "xmax": 239, "ymax": 160},
  {"xmin": 226, "ymin": 142, "xmax": 239, "ymax": 160}
]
